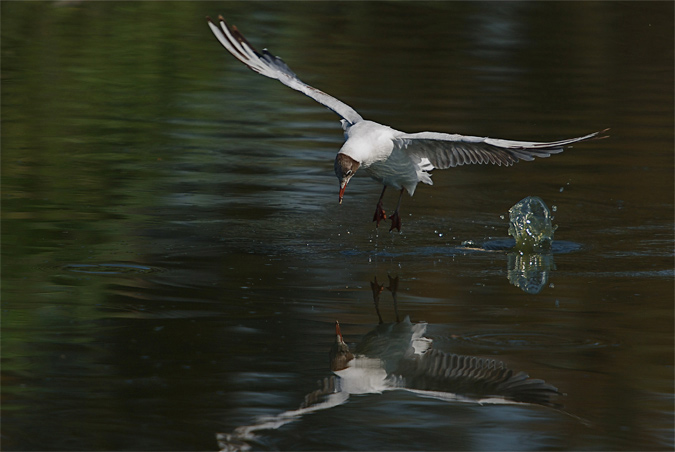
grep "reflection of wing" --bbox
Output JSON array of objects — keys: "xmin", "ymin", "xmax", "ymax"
[
  {"xmin": 394, "ymin": 349, "xmax": 562, "ymax": 408},
  {"xmin": 395, "ymin": 129, "xmax": 608, "ymax": 169},
  {"xmin": 217, "ymin": 377, "xmax": 348, "ymax": 452},
  {"xmin": 207, "ymin": 15, "xmax": 363, "ymax": 125},
  {"xmin": 301, "ymin": 376, "xmax": 342, "ymax": 409}
]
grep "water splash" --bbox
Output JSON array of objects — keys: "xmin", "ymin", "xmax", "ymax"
[{"xmin": 508, "ymin": 196, "xmax": 558, "ymax": 253}]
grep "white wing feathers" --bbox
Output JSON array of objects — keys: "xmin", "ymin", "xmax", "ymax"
[
  {"xmin": 207, "ymin": 15, "xmax": 364, "ymax": 126},
  {"xmin": 395, "ymin": 129, "xmax": 608, "ymax": 169},
  {"xmin": 208, "ymin": 14, "xmax": 608, "ymax": 172}
]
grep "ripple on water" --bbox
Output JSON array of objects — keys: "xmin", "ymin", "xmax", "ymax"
[
  {"xmin": 454, "ymin": 331, "xmax": 615, "ymax": 350},
  {"xmin": 478, "ymin": 239, "xmax": 583, "ymax": 254},
  {"xmin": 59, "ymin": 263, "xmax": 165, "ymax": 276}
]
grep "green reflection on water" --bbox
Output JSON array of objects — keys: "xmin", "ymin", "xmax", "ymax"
[{"xmin": 2, "ymin": 1, "xmax": 673, "ymax": 451}]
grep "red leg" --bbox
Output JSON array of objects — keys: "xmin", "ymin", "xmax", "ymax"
[
  {"xmin": 389, "ymin": 189, "xmax": 405, "ymax": 232},
  {"xmin": 373, "ymin": 186, "xmax": 387, "ymax": 227}
]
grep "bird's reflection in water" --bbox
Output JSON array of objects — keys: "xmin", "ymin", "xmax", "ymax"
[{"xmin": 217, "ymin": 276, "xmax": 568, "ymax": 451}]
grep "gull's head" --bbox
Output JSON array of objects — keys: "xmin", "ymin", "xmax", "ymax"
[
  {"xmin": 329, "ymin": 321, "xmax": 354, "ymax": 372},
  {"xmin": 334, "ymin": 153, "xmax": 360, "ymax": 204}
]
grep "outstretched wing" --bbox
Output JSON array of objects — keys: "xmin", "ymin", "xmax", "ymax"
[
  {"xmin": 207, "ymin": 15, "xmax": 363, "ymax": 126},
  {"xmin": 395, "ymin": 349, "xmax": 563, "ymax": 408},
  {"xmin": 396, "ymin": 128, "xmax": 609, "ymax": 169},
  {"xmin": 216, "ymin": 376, "xmax": 349, "ymax": 452}
]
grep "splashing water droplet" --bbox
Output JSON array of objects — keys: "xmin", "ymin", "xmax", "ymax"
[{"xmin": 508, "ymin": 196, "xmax": 557, "ymax": 253}]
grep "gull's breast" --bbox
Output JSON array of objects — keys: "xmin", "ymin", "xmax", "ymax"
[{"xmin": 365, "ymin": 147, "xmax": 425, "ymax": 194}]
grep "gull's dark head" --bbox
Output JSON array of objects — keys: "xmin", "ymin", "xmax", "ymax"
[
  {"xmin": 329, "ymin": 321, "xmax": 354, "ymax": 371},
  {"xmin": 334, "ymin": 154, "xmax": 360, "ymax": 204}
]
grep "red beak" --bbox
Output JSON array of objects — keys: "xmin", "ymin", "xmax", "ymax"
[
  {"xmin": 338, "ymin": 184, "xmax": 346, "ymax": 204},
  {"xmin": 335, "ymin": 320, "xmax": 344, "ymax": 341}
]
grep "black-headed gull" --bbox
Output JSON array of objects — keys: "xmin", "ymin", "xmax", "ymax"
[{"xmin": 207, "ymin": 15, "xmax": 608, "ymax": 231}]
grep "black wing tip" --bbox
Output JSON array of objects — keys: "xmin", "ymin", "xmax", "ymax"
[
  {"xmin": 229, "ymin": 23, "xmax": 261, "ymax": 55},
  {"xmin": 594, "ymin": 127, "xmax": 610, "ymax": 140},
  {"xmin": 205, "ymin": 14, "xmax": 228, "ymax": 27}
]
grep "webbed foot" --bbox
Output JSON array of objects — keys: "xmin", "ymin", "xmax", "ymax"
[
  {"xmin": 389, "ymin": 211, "xmax": 402, "ymax": 232},
  {"xmin": 373, "ymin": 201, "xmax": 387, "ymax": 227}
]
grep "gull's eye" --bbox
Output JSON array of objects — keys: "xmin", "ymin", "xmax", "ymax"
[{"xmin": 345, "ymin": 170, "xmax": 353, "ymax": 176}]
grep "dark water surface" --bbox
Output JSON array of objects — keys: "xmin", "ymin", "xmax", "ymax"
[{"xmin": 2, "ymin": 2, "xmax": 673, "ymax": 451}]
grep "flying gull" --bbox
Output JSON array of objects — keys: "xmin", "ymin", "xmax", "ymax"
[{"xmin": 207, "ymin": 15, "xmax": 608, "ymax": 231}]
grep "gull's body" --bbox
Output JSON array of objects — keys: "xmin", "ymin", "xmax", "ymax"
[
  {"xmin": 342, "ymin": 121, "xmax": 433, "ymax": 195},
  {"xmin": 207, "ymin": 15, "xmax": 608, "ymax": 231}
]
